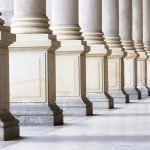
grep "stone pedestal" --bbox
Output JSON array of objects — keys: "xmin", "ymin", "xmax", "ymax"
[
  {"xmin": 9, "ymin": 34, "xmax": 63, "ymax": 125},
  {"xmin": 85, "ymin": 41, "xmax": 114, "ymax": 109},
  {"xmin": 123, "ymin": 46, "xmax": 141, "ymax": 99},
  {"xmin": 55, "ymin": 43, "xmax": 93, "ymax": 116},
  {"xmin": 79, "ymin": 0, "xmax": 114, "ymax": 110},
  {"xmin": 106, "ymin": 37, "xmax": 129, "ymax": 104},
  {"xmin": 53, "ymin": 27, "xmax": 93, "ymax": 116},
  {"xmin": 0, "ymin": 16, "xmax": 19, "ymax": 140}
]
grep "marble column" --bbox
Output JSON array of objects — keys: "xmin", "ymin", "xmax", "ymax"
[
  {"xmin": 79, "ymin": 0, "xmax": 114, "ymax": 110},
  {"xmin": 9, "ymin": 0, "xmax": 63, "ymax": 125},
  {"xmin": 50, "ymin": 0, "xmax": 93, "ymax": 116},
  {"xmin": 0, "ymin": 13, "xmax": 19, "ymax": 140},
  {"xmin": 132, "ymin": 0, "xmax": 149, "ymax": 96},
  {"xmin": 102, "ymin": 0, "xmax": 129, "ymax": 103},
  {"xmin": 143, "ymin": 0, "xmax": 150, "ymax": 90},
  {"xmin": 119, "ymin": 0, "xmax": 141, "ymax": 100}
]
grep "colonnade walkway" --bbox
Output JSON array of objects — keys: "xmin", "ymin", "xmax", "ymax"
[{"xmin": 1, "ymin": 98, "xmax": 150, "ymax": 150}]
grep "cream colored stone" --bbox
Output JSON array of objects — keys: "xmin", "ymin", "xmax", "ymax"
[
  {"xmin": 56, "ymin": 52, "xmax": 81, "ymax": 97},
  {"xmin": 9, "ymin": 34, "xmax": 59, "ymax": 103},
  {"xmin": 10, "ymin": 31, "xmax": 58, "ymax": 103}
]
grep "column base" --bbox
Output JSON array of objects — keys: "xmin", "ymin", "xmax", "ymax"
[
  {"xmin": 108, "ymin": 90, "xmax": 129, "ymax": 104},
  {"xmin": 137, "ymin": 86, "xmax": 150, "ymax": 97},
  {"xmin": 124, "ymin": 87, "xmax": 141, "ymax": 100},
  {"xmin": 10, "ymin": 103, "xmax": 63, "ymax": 126},
  {"xmin": 0, "ymin": 112, "xmax": 20, "ymax": 141},
  {"xmin": 57, "ymin": 97, "xmax": 93, "ymax": 116},
  {"xmin": 87, "ymin": 93, "xmax": 114, "ymax": 109}
]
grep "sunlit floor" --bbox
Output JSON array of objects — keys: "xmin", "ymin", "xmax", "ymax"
[{"xmin": 1, "ymin": 97, "xmax": 150, "ymax": 150}]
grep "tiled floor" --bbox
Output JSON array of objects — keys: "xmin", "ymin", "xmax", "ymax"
[{"xmin": 1, "ymin": 98, "xmax": 150, "ymax": 150}]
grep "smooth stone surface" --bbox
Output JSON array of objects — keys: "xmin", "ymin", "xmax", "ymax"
[
  {"xmin": 1, "ymin": 97, "xmax": 150, "ymax": 149},
  {"xmin": 132, "ymin": 0, "xmax": 143, "ymax": 41},
  {"xmin": 102, "ymin": 0, "xmax": 119, "ymax": 37},
  {"xmin": 79, "ymin": 0, "xmax": 102, "ymax": 33},
  {"xmin": 51, "ymin": 0, "xmax": 78, "ymax": 25},
  {"xmin": 119, "ymin": 0, "xmax": 132, "ymax": 40}
]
